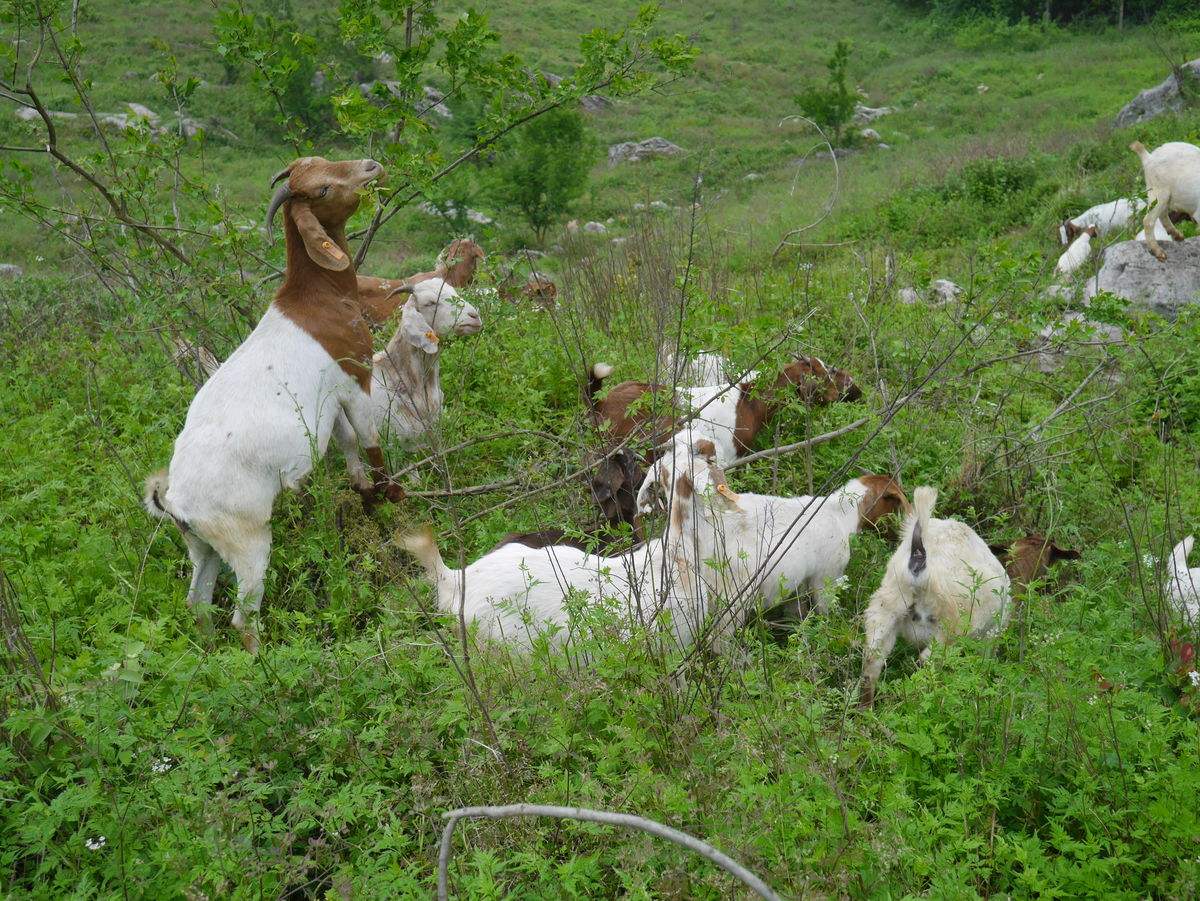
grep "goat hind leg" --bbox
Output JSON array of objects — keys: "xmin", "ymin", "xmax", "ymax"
[
  {"xmin": 1142, "ymin": 193, "xmax": 1170, "ymax": 261},
  {"xmin": 183, "ymin": 532, "xmax": 221, "ymax": 636},
  {"xmin": 223, "ymin": 526, "xmax": 272, "ymax": 655}
]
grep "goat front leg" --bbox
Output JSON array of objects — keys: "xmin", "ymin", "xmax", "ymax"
[
  {"xmin": 340, "ymin": 390, "xmax": 403, "ymax": 504},
  {"xmin": 332, "ymin": 411, "xmax": 373, "ymax": 498},
  {"xmin": 859, "ymin": 602, "xmax": 900, "ymax": 708},
  {"xmin": 1142, "ymin": 193, "xmax": 1170, "ymax": 261}
]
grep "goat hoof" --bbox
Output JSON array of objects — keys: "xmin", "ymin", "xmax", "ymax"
[
  {"xmin": 384, "ymin": 482, "xmax": 405, "ymax": 503},
  {"xmin": 356, "ymin": 487, "xmax": 377, "ymax": 513},
  {"xmin": 1154, "ymin": 249, "xmax": 1168, "ymax": 262}
]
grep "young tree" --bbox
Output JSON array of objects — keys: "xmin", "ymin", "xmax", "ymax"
[
  {"xmin": 492, "ymin": 107, "xmax": 596, "ymax": 244},
  {"xmin": 796, "ymin": 39, "xmax": 857, "ymax": 146}
]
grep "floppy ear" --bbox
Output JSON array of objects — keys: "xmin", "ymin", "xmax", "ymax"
[
  {"xmin": 401, "ymin": 303, "xmax": 440, "ymax": 354},
  {"xmin": 987, "ymin": 542, "xmax": 1009, "ymax": 559},
  {"xmin": 1050, "ymin": 542, "xmax": 1081, "ymax": 561},
  {"xmin": 290, "ymin": 202, "xmax": 350, "ymax": 271}
]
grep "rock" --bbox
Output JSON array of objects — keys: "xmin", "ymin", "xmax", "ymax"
[
  {"xmin": 580, "ymin": 94, "xmax": 612, "ymax": 113},
  {"xmin": 99, "ymin": 113, "xmax": 132, "ymax": 130},
  {"xmin": 611, "ymin": 237, "xmax": 627, "ymax": 245},
  {"xmin": 311, "ymin": 70, "xmax": 328, "ymax": 91},
  {"xmin": 376, "ymin": 51, "xmax": 394, "ymax": 65},
  {"xmin": 649, "ymin": 200, "xmax": 669, "ymax": 211},
  {"xmin": 126, "ymin": 102, "xmax": 159, "ymax": 122},
  {"xmin": 860, "ymin": 127, "xmax": 881, "ymax": 142},
  {"xmin": 1036, "ymin": 312, "xmax": 1124, "ymax": 373},
  {"xmin": 0, "ymin": 263, "xmax": 24, "ymax": 278},
  {"xmin": 852, "ymin": 103, "xmax": 893, "ymax": 126},
  {"xmin": 1114, "ymin": 59, "xmax": 1200, "ymax": 128},
  {"xmin": 976, "ymin": 84, "xmax": 989, "ymax": 94},
  {"xmin": 897, "ymin": 287, "xmax": 921, "ymax": 305},
  {"xmin": 416, "ymin": 201, "xmax": 494, "ymax": 226},
  {"xmin": 931, "ymin": 279, "xmax": 963, "ymax": 305},
  {"xmin": 566, "ymin": 219, "xmax": 580, "ymax": 233},
  {"xmin": 1084, "ymin": 237, "xmax": 1200, "ymax": 318},
  {"xmin": 177, "ymin": 117, "xmax": 203, "ymax": 138},
  {"xmin": 743, "ymin": 172, "xmax": 763, "ymax": 181},
  {"xmin": 608, "ymin": 136, "xmax": 684, "ymax": 165},
  {"xmin": 877, "ymin": 143, "xmax": 892, "ymax": 150},
  {"xmin": 632, "ymin": 202, "xmax": 646, "ymax": 212},
  {"xmin": 14, "ymin": 107, "xmax": 76, "ymax": 122},
  {"xmin": 422, "ymin": 85, "xmax": 452, "ymax": 118},
  {"xmin": 583, "ymin": 220, "xmax": 607, "ymax": 234},
  {"xmin": 790, "ymin": 147, "xmax": 855, "ymax": 167}
]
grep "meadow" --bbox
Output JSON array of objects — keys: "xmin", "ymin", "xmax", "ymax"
[{"xmin": 3, "ymin": 1, "xmax": 1200, "ymax": 897}]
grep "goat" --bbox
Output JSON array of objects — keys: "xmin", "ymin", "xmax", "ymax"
[
  {"xmin": 521, "ymin": 271, "xmax": 558, "ymax": 309},
  {"xmin": 356, "ymin": 237, "xmax": 485, "ymax": 325},
  {"xmin": 658, "ymin": 350, "xmax": 731, "ymax": 387},
  {"xmin": 144, "ymin": 156, "xmax": 393, "ymax": 653},
  {"xmin": 670, "ymin": 455, "xmax": 909, "ymax": 625},
  {"xmin": 332, "ymin": 278, "xmax": 482, "ymax": 496},
  {"xmin": 1165, "ymin": 536, "xmax": 1200, "ymax": 623},
  {"xmin": 1131, "ymin": 141, "xmax": 1200, "ymax": 262},
  {"xmin": 1054, "ymin": 225, "xmax": 1096, "ymax": 278},
  {"xmin": 400, "ymin": 461, "xmax": 720, "ymax": 653},
  {"xmin": 987, "ymin": 534, "xmax": 1080, "ymax": 594},
  {"xmin": 859, "ymin": 487, "xmax": 1011, "ymax": 707},
  {"xmin": 1060, "ymin": 199, "xmax": 1145, "ymax": 245}
]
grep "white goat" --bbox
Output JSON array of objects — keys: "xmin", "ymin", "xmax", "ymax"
[
  {"xmin": 1131, "ymin": 141, "xmax": 1200, "ymax": 261},
  {"xmin": 145, "ymin": 157, "xmax": 397, "ymax": 653},
  {"xmin": 1165, "ymin": 536, "xmax": 1200, "ymax": 623},
  {"xmin": 675, "ymin": 459, "xmax": 910, "ymax": 624},
  {"xmin": 1060, "ymin": 198, "xmax": 1145, "ymax": 245},
  {"xmin": 333, "ymin": 278, "xmax": 482, "ymax": 494},
  {"xmin": 660, "ymin": 350, "xmax": 732, "ymax": 387},
  {"xmin": 401, "ymin": 461, "xmax": 720, "ymax": 652},
  {"xmin": 1054, "ymin": 226, "xmax": 1096, "ymax": 278},
  {"xmin": 859, "ymin": 486, "xmax": 1010, "ymax": 706}
]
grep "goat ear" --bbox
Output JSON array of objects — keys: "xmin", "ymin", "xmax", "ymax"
[
  {"xmin": 290, "ymin": 202, "xmax": 350, "ymax": 271},
  {"xmin": 987, "ymin": 542, "xmax": 1008, "ymax": 559},
  {"xmin": 401, "ymin": 303, "xmax": 440, "ymax": 354}
]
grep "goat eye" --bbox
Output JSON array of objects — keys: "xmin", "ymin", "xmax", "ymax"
[{"xmin": 319, "ymin": 186, "xmax": 329, "ymax": 197}]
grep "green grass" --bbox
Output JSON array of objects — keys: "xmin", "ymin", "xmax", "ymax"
[{"xmin": 4, "ymin": 1, "xmax": 1200, "ymax": 897}]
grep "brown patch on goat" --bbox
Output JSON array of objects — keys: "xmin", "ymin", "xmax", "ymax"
[
  {"xmin": 588, "ymin": 449, "xmax": 645, "ymax": 536},
  {"xmin": 989, "ymin": 534, "xmax": 1080, "ymax": 593},
  {"xmin": 355, "ymin": 238, "xmax": 485, "ymax": 326},
  {"xmin": 269, "ymin": 156, "xmax": 382, "ymax": 390},
  {"xmin": 669, "ymin": 471, "xmax": 695, "ymax": 536},
  {"xmin": 856, "ymin": 474, "xmax": 910, "ymax": 531},
  {"xmin": 733, "ymin": 356, "xmax": 862, "ymax": 453},
  {"xmin": 521, "ymin": 272, "xmax": 558, "ymax": 309},
  {"xmin": 694, "ymin": 439, "xmax": 716, "ymax": 459},
  {"xmin": 590, "ymin": 380, "xmax": 679, "ymax": 443}
]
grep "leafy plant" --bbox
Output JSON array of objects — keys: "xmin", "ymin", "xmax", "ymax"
[{"xmin": 796, "ymin": 39, "xmax": 858, "ymax": 146}]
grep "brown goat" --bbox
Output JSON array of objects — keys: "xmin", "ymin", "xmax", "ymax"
[
  {"xmin": 521, "ymin": 271, "xmax": 558, "ymax": 309},
  {"xmin": 988, "ymin": 534, "xmax": 1081, "ymax": 593},
  {"xmin": 356, "ymin": 237, "xmax": 485, "ymax": 325}
]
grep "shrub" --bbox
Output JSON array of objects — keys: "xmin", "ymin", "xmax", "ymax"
[{"xmin": 796, "ymin": 39, "xmax": 859, "ymax": 146}]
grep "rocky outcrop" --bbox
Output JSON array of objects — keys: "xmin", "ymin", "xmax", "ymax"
[
  {"xmin": 608, "ymin": 137, "xmax": 684, "ymax": 165},
  {"xmin": 1085, "ymin": 237, "xmax": 1200, "ymax": 319},
  {"xmin": 1114, "ymin": 59, "xmax": 1200, "ymax": 128}
]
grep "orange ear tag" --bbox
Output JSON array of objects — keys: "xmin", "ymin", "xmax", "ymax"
[
  {"xmin": 716, "ymin": 484, "xmax": 740, "ymax": 502},
  {"xmin": 425, "ymin": 331, "xmax": 440, "ymax": 343}
]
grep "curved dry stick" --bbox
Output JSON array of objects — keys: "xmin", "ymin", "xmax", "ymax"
[
  {"xmin": 437, "ymin": 804, "xmax": 782, "ymax": 901},
  {"xmin": 725, "ymin": 415, "xmax": 869, "ymax": 470},
  {"xmin": 772, "ymin": 114, "xmax": 841, "ymax": 258}
]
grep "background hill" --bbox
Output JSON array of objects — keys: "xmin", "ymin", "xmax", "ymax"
[{"xmin": 3, "ymin": 2, "xmax": 1200, "ymax": 898}]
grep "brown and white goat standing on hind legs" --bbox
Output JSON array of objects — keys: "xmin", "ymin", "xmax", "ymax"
[{"xmin": 145, "ymin": 157, "xmax": 400, "ymax": 653}]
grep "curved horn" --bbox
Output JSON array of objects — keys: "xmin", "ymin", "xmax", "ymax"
[
  {"xmin": 386, "ymin": 284, "xmax": 415, "ymax": 300},
  {"xmin": 270, "ymin": 167, "xmax": 291, "ymax": 187},
  {"xmin": 264, "ymin": 181, "xmax": 292, "ymax": 244}
]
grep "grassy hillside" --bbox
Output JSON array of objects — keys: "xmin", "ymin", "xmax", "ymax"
[{"xmin": 4, "ymin": 1, "xmax": 1200, "ymax": 898}]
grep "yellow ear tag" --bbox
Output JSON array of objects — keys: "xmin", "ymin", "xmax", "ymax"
[
  {"xmin": 323, "ymin": 240, "xmax": 345, "ymax": 259},
  {"xmin": 717, "ymin": 484, "xmax": 740, "ymax": 502},
  {"xmin": 425, "ymin": 330, "xmax": 440, "ymax": 343}
]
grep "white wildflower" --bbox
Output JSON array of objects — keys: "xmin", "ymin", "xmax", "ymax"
[
  {"xmin": 1087, "ymin": 695, "xmax": 1098, "ymax": 706},
  {"xmin": 151, "ymin": 756, "xmax": 173, "ymax": 775},
  {"xmin": 85, "ymin": 835, "xmax": 106, "ymax": 851},
  {"xmin": 1142, "ymin": 553, "xmax": 1155, "ymax": 569},
  {"xmin": 1189, "ymin": 670, "xmax": 1200, "ymax": 688}
]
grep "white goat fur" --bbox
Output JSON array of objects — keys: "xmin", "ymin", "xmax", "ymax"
[
  {"xmin": 661, "ymin": 350, "xmax": 731, "ymax": 387},
  {"xmin": 333, "ymin": 278, "xmax": 481, "ymax": 490},
  {"xmin": 1132, "ymin": 141, "xmax": 1200, "ymax": 261},
  {"xmin": 1054, "ymin": 229, "xmax": 1095, "ymax": 278},
  {"xmin": 859, "ymin": 486, "xmax": 1010, "ymax": 703},
  {"xmin": 1165, "ymin": 536, "xmax": 1200, "ymax": 623},
  {"xmin": 402, "ymin": 462, "xmax": 721, "ymax": 652},
  {"xmin": 1060, "ymin": 198, "xmax": 1145, "ymax": 245}
]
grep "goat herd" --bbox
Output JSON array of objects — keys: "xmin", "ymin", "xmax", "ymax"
[{"xmin": 143, "ymin": 152, "xmax": 1200, "ymax": 706}]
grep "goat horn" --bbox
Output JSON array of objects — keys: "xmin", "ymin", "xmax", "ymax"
[
  {"xmin": 264, "ymin": 181, "xmax": 292, "ymax": 244},
  {"xmin": 270, "ymin": 167, "xmax": 291, "ymax": 187},
  {"xmin": 385, "ymin": 284, "xmax": 415, "ymax": 300}
]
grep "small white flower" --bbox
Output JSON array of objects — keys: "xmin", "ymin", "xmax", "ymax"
[
  {"xmin": 1142, "ymin": 554, "xmax": 1156, "ymax": 569},
  {"xmin": 35, "ymin": 255, "xmax": 44, "ymax": 262},
  {"xmin": 151, "ymin": 756, "xmax": 173, "ymax": 774},
  {"xmin": 85, "ymin": 835, "xmax": 106, "ymax": 851},
  {"xmin": 1189, "ymin": 670, "xmax": 1200, "ymax": 688},
  {"xmin": 1087, "ymin": 695, "xmax": 1098, "ymax": 706}
]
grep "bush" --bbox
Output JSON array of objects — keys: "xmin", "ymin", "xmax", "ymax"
[
  {"xmin": 796, "ymin": 39, "xmax": 859, "ymax": 146},
  {"xmin": 492, "ymin": 107, "xmax": 596, "ymax": 244}
]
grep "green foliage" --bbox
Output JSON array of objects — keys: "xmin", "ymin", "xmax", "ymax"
[
  {"xmin": 492, "ymin": 106, "xmax": 596, "ymax": 243},
  {"xmin": 796, "ymin": 39, "xmax": 858, "ymax": 146}
]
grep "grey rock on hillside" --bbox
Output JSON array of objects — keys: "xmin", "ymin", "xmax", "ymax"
[
  {"xmin": 1085, "ymin": 237, "xmax": 1200, "ymax": 318},
  {"xmin": 1114, "ymin": 59, "xmax": 1200, "ymax": 127},
  {"xmin": 608, "ymin": 137, "xmax": 684, "ymax": 165}
]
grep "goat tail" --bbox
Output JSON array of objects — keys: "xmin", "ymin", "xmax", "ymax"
[
  {"xmin": 143, "ymin": 468, "xmax": 181, "ymax": 526},
  {"xmin": 906, "ymin": 486, "xmax": 937, "ymax": 582},
  {"xmin": 1170, "ymin": 535, "xmax": 1195, "ymax": 574},
  {"xmin": 399, "ymin": 525, "xmax": 445, "ymax": 579},
  {"xmin": 1130, "ymin": 140, "xmax": 1149, "ymax": 161},
  {"xmin": 585, "ymin": 362, "xmax": 614, "ymax": 411}
]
